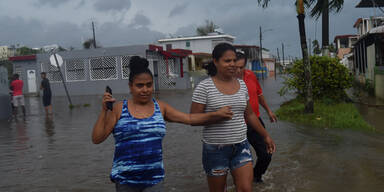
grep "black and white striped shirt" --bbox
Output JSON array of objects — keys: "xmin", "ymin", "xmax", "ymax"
[{"xmin": 192, "ymin": 77, "xmax": 249, "ymax": 144}]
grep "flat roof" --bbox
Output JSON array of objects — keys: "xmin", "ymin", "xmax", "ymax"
[
  {"xmin": 334, "ymin": 35, "xmax": 359, "ymax": 42},
  {"xmin": 356, "ymin": 0, "xmax": 384, "ymax": 8},
  {"xmin": 9, "ymin": 55, "xmax": 36, "ymax": 61},
  {"xmin": 158, "ymin": 34, "xmax": 235, "ymax": 42}
]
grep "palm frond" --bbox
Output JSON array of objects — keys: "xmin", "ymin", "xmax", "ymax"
[
  {"xmin": 309, "ymin": 0, "xmax": 344, "ymax": 19},
  {"xmin": 257, "ymin": 0, "xmax": 271, "ymax": 8}
]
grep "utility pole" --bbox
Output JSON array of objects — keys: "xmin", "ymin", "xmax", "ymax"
[
  {"xmin": 92, "ymin": 21, "xmax": 97, "ymax": 48},
  {"xmin": 276, "ymin": 47, "xmax": 280, "ymax": 78},
  {"xmin": 282, "ymin": 43, "xmax": 285, "ymax": 70},
  {"xmin": 259, "ymin": 26, "xmax": 264, "ymax": 79}
]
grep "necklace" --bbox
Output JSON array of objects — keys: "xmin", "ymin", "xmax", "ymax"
[{"xmin": 130, "ymin": 101, "xmax": 154, "ymax": 119}]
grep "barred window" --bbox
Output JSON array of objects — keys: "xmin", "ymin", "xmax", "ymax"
[
  {"xmin": 89, "ymin": 56, "xmax": 117, "ymax": 80},
  {"xmin": 168, "ymin": 59, "xmax": 179, "ymax": 76},
  {"xmin": 121, "ymin": 56, "xmax": 131, "ymax": 79},
  {"xmin": 47, "ymin": 63, "xmax": 63, "ymax": 82},
  {"xmin": 65, "ymin": 58, "xmax": 86, "ymax": 81}
]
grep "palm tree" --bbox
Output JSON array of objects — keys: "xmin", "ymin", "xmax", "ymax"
[
  {"xmin": 258, "ymin": 0, "xmax": 314, "ymax": 113},
  {"xmin": 258, "ymin": 0, "xmax": 344, "ymax": 54},
  {"xmin": 307, "ymin": 0, "xmax": 344, "ymax": 54}
]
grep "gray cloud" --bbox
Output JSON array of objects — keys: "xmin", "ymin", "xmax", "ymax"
[
  {"xmin": 130, "ymin": 13, "xmax": 151, "ymax": 27},
  {"xmin": 169, "ymin": 3, "xmax": 189, "ymax": 17},
  {"xmin": 97, "ymin": 22, "xmax": 165, "ymax": 46},
  {"xmin": 1, "ymin": 0, "xmax": 373, "ymax": 57},
  {"xmin": 0, "ymin": 15, "xmax": 164, "ymax": 49},
  {"xmin": 34, "ymin": 0, "xmax": 71, "ymax": 7},
  {"xmin": 0, "ymin": 16, "xmax": 85, "ymax": 48},
  {"xmin": 93, "ymin": 0, "xmax": 131, "ymax": 12},
  {"xmin": 174, "ymin": 24, "xmax": 197, "ymax": 37},
  {"xmin": 76, "ymin": 0, "xmax": 86, "ymax": 8}
]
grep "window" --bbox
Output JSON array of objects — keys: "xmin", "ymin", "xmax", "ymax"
[
  {"xmin": 186, "ymin": 41, "xmax": 190, "ymax": 48},
  {"xmin": 65, "ymin": 58, "xmax": 86, "ymax": 81},
  {"xmin": 43, "ymin": 62, "xmax": 63, "ymax": 82},
  {"xmin": 166, "ymin": 44, "xmax": 172, "ymax": 50},
  {"xmin": 89, "ymin": 56, "xmax": 117, "ymax": 80},
  {"xmin": 121, "ymin": 56, "xmax": 131, "ymax": 79}
]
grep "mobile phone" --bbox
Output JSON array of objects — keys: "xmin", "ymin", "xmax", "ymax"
[{"xmin": 106, "ymin": 86, "xmax": 113, "ymax": 111}]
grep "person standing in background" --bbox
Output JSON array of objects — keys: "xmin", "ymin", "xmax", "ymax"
[
  {"xmin": 10, "ymin": 74, "xmax": 26, "ymax": 117},
  {"xmin": 235, "ymin": 52, "xmax": 278, "ymax": 183},
  {"xmin": 40, "ymin": 72, "xmax": 52, "ymax": 115}
]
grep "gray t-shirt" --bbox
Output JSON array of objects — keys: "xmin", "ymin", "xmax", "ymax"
[{"xmin": 192, "ymin": 77, "xmax": 249, "ymax": 144}]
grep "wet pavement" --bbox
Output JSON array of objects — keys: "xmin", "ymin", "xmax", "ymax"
[{"xmin": 0, "ymin": 76, "xmax": 384, "ymax": 192}]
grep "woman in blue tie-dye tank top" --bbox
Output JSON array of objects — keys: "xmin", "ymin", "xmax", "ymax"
[{"xmin": 92, "ymin": 56, "xmax": 233, "ymax": 192}]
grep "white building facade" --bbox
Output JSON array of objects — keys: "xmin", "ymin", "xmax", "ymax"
[{"xmin": 158, "ymin": 34, "xmax": 235, "ymax": 54}]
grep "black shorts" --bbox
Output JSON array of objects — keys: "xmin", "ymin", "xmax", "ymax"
[{"xmin": 43, "ymin": 93, "xmax": 52, "ymax": 107}]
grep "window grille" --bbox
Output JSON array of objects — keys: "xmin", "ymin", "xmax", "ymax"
[
  {"xmin": 65, "ymin": 58, "xmax": 86, "ymax": 81},
  {"xmin": 89, "ymin": 56, "xmax": 117, "ymax": 80}
]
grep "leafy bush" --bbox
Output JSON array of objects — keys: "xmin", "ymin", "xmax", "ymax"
[{"xmin": 280, "ymin": 56, "xmax": 353, "ymax": 101}]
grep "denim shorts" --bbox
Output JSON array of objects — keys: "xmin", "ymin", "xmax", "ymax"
[{"xmin": 202, "ymin": 140, "xmax": 253, "ymax": 176}]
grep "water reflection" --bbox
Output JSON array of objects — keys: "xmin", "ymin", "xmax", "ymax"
[
  {"xmin": 0, "ymin": 77, "xmax": 383, "ymax": 192},
  {"xmin": 45, "ymin": 116, "xmax": 55, "ymax": 143}
]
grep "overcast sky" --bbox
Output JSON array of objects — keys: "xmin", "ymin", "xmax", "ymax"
[{"xmin": 0, "ymin": 0, "xmax": 376, "ymax": 57}]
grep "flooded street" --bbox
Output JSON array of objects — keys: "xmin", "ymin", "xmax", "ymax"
[{"xmin": 1, "ymin": 77, "xmax": 384, "ymax": 192}]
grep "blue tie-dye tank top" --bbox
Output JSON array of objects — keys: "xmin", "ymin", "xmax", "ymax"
[{"xmin": 110, "ymin": 99, "xmax": 166, "ymax": 187}]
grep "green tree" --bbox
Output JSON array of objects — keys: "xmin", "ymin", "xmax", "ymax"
[
  {"xmin": 258, "ymin": 0, "xmax": 314, "ymax": 113},
  {"xmin": 307, "ymin": 0, "xmax": 344, "ymax": 53},
  {"xmin": 83, "ymin": 38, "xmax": 101, "ymax": 49},
  {"xmin": 16, "ymin": 46, "xmax": 41, "ymax": 56},
  {"xmin": 312, "ymin": 39, "xmax": 321, "ymax": 55},
  {"xmin": 280, "ymin": 56, "xmax": 353, "ymax": 100},
  {"xmin": 328, "ymin": 43, "xmax": 336, "ymax": 53},
  {"xmin": 196, "ymin": 20, "xmax": 219, "ymax": 36},
  {"xmin": 83, "ymin": 39, "xmax": 94, "ymax": 49}
]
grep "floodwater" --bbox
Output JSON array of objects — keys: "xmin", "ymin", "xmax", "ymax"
[{"xmin": 0, "ymin": 77, "xmax": 383, "ymax": 192}]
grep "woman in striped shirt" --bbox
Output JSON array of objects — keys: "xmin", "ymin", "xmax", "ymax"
[
  {"xmin": 92, "ymin": 56, "xmax": 233, "ymax": 192},
  {"xmin": 190, "ymin": 43, "xmax": 276, "ymax": 192}
]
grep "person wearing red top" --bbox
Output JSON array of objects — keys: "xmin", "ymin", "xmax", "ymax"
[
  {"xmin": 10, "ymin": 74, "xmax": 26, "ymax": 117},
  {"xmin": 235, "ymin": 52, "xmax": 277, "ymax": 183}
]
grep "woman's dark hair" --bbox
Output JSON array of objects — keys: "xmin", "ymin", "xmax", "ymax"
[
  {"xmin": 236, "ymin": 52, "xmax": 247, "ymax": 67},
  {"xmin": 204, "ymin": 43, "xmax": 236, "ymax": 76},
  {"xmin": 128, "ymin": 56, "xmax": 153, "ymax": 83}
]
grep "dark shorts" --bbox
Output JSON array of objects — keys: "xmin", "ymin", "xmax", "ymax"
[
  {"xmin": 202, "ymin": 140, "xmax": 253, "ymax": 176},
  {"xmin": 43, "ymin": 93, "xmax": 51, "ymax": 107},
  {"xmin": 115, "ymin": 181, "xmax": 163, "ymax": 192}
]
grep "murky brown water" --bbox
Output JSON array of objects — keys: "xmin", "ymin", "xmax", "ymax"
[{"xmin": 1, "ymin": 77, "xmax": 383, "ymax": 192}]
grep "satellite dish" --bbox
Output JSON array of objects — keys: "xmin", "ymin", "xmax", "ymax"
[{"xmin": 50, "ymin": 54, "xmax": 63, "ymax": 67}]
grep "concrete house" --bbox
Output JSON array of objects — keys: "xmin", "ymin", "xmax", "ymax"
[
  {"xmin": 10, "ymin": 45, "xmax": 192, "ymax": 97},
  {"xmin": 9, "ymin": 55, "xmax": 39, "ymax": 96},
  {"xmin": 334, "ymin": 35, "xmax": 359, "ymax": 60},
  {"xmin": 158, "ymin": 33, "xmax": 235, "ymax": 72},
  {"xmin": 353, "ymin": 1, "xmax": 384, "ymax": 99}
]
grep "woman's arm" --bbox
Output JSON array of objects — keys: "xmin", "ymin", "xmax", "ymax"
[
  {"xmin": 258, "ymin": 95, "xmax": 277, "ymax": 122},
  {"xmin": 159, "ymin": 101, "xmax": 233, "ymax": 126},
  {"xmin": 92, "ymin": 93, "xmax": 118, "ymax": 144},
  {"xmin": 245, "ymin": 101, "xmax": 276, "ymax": 153}
]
